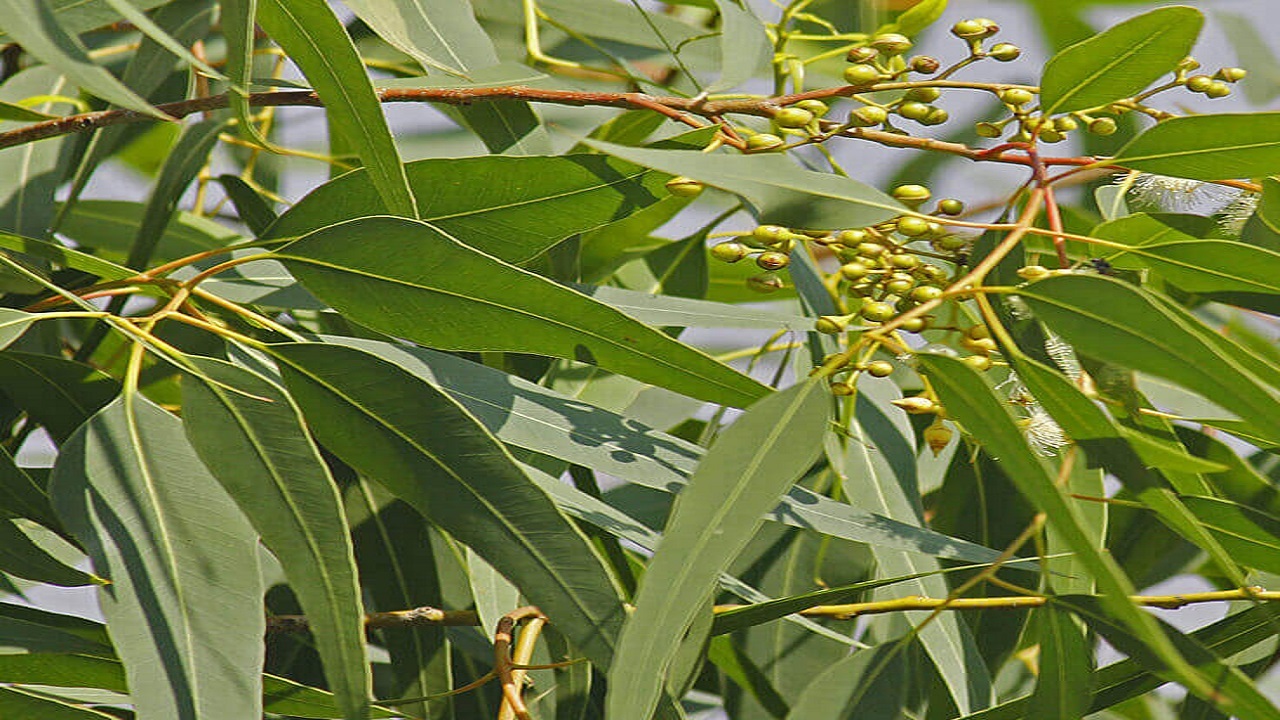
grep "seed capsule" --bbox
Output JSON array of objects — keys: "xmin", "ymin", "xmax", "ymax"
[
  {"xmin": 747, "ymin": 272, "xmax": 784, "ymax": 293},
  {"xmin": 924, "ymin": 420, "xmax": 953, "ymax": 455},
  {"xmin": 756, "ymin": 251, "xmax": 790, "ymax": 270},
  {"xmin": 665, "ymin": 176, "xmax": 705, "ymax": 198},
  {"xmin": 710, "ymin": 242, "xmax": 748, "ymax": 263},
  {"xmin": 865, "ymin": 360, "xmax": 894, "ymax": 377}
]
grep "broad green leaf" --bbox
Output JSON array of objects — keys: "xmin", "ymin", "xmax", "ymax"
[
  {"xmin": 1018, "ymin": 274, "xmax": 1280, "ymax": 443},
  {"xmin": 838, "ymin": 380, "xmax": 991, "ymax": 713},
  {"xmin": 98, "ymin": 0, "xmax": 223, "ymax": 79},
  {"xmin": 1029, "ymin": 607, "xmax": 1094, "ymax": 720},
  {"xmin": 48, "ymin": 395, "xmax": 264, "ymax": 720},
  {"xmin": 342, "ymin": 0, "xmax": 497, "ymax": 77},
  {"xmin": 323, "ymin": 335, "xmax": 1014, "ymax": 565},
  {"xmin": 1039, "ymin": 6, "xmax": 1202, "ymax": 115},
  {"xmin": 584, "ymin": 141, "xmax": 905, "ymax": 230},
  {"xmin": 0, "ymin": 687, "xmax": 118, "ymax": 718},
  {"xmin": 276, "ymin": 217, "xmax": 769, "ymax": 408},
  {"xmin": 0, "ymin": 1, "xmax": 169, "ymax": 119},
  {"xmin": 0, "ymin": 309, "xmax": 39, "ymax": 349},
  {"xmin": 706, "ymin": 636, "xmax": 790, "ymax": 718},
  {"xmin": 606, "ymin": 379, "xmax": 828, "ymax": 720},
  {"xmin": 888, "ymin": 0, "xmax": 947, "ymax": 36},
  {"xmin": 0, "ymin": 68, "xmax": 74, "ymax": 268},
  {"xmin": 572, "ymin": 284, "xmax": 814, "ymax": 330},
  {"xmin": 256, "ymin": 0, "xmax": 417, "ymax": 216},
  {"xmin": 272, "ymin": 342, "xmax": 627, "ymax": 667},
  {"xmin": 917, "ymin": 354, "xmax": 1207, "ymax": 697},
  {"xmin": 0, "ymin": 99, "xmax": 56, "ymax": 122},
  {"xmin": 0, "ymin": 602, "xmax": 111, "ymax": 650},
  {"xmin": 0, "ymin": 519, "xmax": 95, "ymax": 586},
  {"xmin": 785, "ymin": 644, "xmax": 907, "ymax": 720},
  {"xmin": 1180, "ymin": 496, "xmax": 1280, "ymax": 575},
  {"xmin": 1112, "ymin": 113, "xmax": 1280, "ymax": 181},
  {"xmin": 0, "ymin": 232, "xmax": 134, "ymax": 281},
  {"xmin": 708, "ymin": 0, "xmax": 771, "ymax": 92},
  {"xmin": 0, "ymin": 0, "xmax": 168, "ymax": 42},
  {"xmin": 216, "ymin": 175, "xmax": 277, "ymax": 236},
  {"xmin": 961, "ymin": 605, "xmax": 1280, "ymax": 719},
  {"xmin": 1218, "ymin": 11, "xmax": 1280, "ymax": 105},
  {"xmin": 264, "ymin": 154, "xmax": 670, "ymax": 263},
  {"xmin": 0, "ymin": 352, "xmax": 119, "ymax": 443},
  {"xmin": 181, "ymin": 358, "xmax": 370, "ymax": 720},
  {"xmin": 1055, "ymin": 595, "xmax": 1280, "ymax": 720}
]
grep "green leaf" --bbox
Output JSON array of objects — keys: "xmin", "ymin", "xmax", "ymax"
[
  {"xmin": 0, "ymin": 0, "xmax": 168, "ymax": 43},
  {"xmin": 0, "ymin": 519, "xmax": 94, "ymax": 586},
  {"xmin": 1180, "ymin": 496, "xmax": 1280, "ymax": 575},
  {"xmin": 276, "ymin": 216, "xmax": 769, "ymax": 408},
  {"xmin": 1243, "ymin": 177, "xmax": 1280, "ymax": 251},
  {"xmin": 888, "ymin": 0, "xmax": 947, "ymax": 36},
  {"xmin": 0, "ymin": 352, "xmax": 119, "ymax": 443},
  {"xmin": 916, "ymin": 353, "xmax": 1209, "ymax": 697},
  {"xmin": 323, "ymin": 335, "xmax": 1012, "ymax": 564},
  {"xmin": 180, "ymin": 358, "xmax": 371, "ymax": 720},
  {"xmin": 0, "ymin": 0, "xmax": 170, "ymax": 119},
  {"xmin": 606, "ymin": 379, "xmax": 829, "ymax": 720},
  {"xmin": 1055, "ymin": 595, "xmax": 1280, "ymax": 720},
  {"xmin": 708, "ymin": 0, "xmax": 771, "ymax": 92},
  {"xmin": 1112, "ymin": 113, "xmax": 1280, "ymax": 181},
  {"xmin": 55, "ymin": 200, "xmax": 239, "ymax": 263},
  {"xmin": 48, "ymin": 395, "xmax": 264, "ymax": 720},
  {"xmin": 272, "ymin": 342, "xmax": 627, "ymax": 667},
  {"xmin": 784, "ymin": 644, "xmax": 907, "ymax": 720},
  {"xmin": 1029, "ymin": 607, "xmax": 1094, "ymax": 720},
  {"xmin": 1039, "ymin": 6, "xmax": 1202, "ymax": 115},
  {"xmin": 98, "ymin": 0, "xmax": 223, "ymax": 80},
  {"xmin": 0, "ymin": 232, "xmax": 134, "ymax": 281},
  {"xmin": 0, "ymin": 445, "xmax": 58, "ymax": 529},
  {"xmin": 584, "ymin": 141, "xmax": 905, "ymax": 230},
  {"xmin": 216, "ymin": 175, "xmax": 277, "ymax": 236},
  {"xmin": 571, "ymin": 284, "xmax": 814, "ymax": 330},
  {"xmin": 1018, "ymin": 274, "xmax": 1280, "ymax": 443},
  {"xmin": 0, "ymin": 687, "xmax": 119, "ymax": 719},
  {"xmin": 838, "ymin": 381, "xmax": 991, "ymax": 713},
  {"xmin": 256, "ymin": 0, "xmax": 417, "ymax": 216},
  {"xmin": 264, "ymin": 154, "xmax": 670, "ymax": 263},
  {"xmin": 341, "ymin": 0, "xmax": 497, "ymax": 77},
  {"xmin": 0, "ymin": 309, "xmax": 38, "ymax": 349}
]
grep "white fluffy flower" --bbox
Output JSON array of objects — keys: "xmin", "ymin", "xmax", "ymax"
[
  {"xmin": 1022, "ymin": 406, "xmax": 1068, "ymax": 456},
  {"xmin": 1122, "ymin": 173, "xmax": 1232, "ymax": 213}
]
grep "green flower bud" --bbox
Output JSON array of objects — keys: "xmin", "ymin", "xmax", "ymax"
[
  {"xmin": 815, "ymin": 315, "xmax": 850, "ymax": 334},
  {"xmin": 910, "ymin": 285, "xmax": 943, "ymax": 302},
  {"xmin": 920, "ymin": 107, "xmax": 949, "ymax": 126},
  {"xmin": 664, "ymin": 176, "xmax": 704, "ymax": 198},
  {"xmin": 1017, "ymin": 264, "xmax": 1050, "ymax": 280},
  {"xmin": 896, "ymin": 215, "xmax": 931, "ymax": 236},
  {"xmin": 846, "ymin": 46, "xmax": 878, "ymax": 63},
  {"xmin": 910, "ymin": 55, "xmax": 941, "ymax": 74},
  {"xmin": 849, "ymin": 105, "xmax": 889, "ymax": 127},
  {"xmin": 962, "ymin": 354, "xmax": 993, "ymax": 371},
  {"xmin": 1087, "ymin": 117, "xmax": 1117, "ymax": 135},
  {"xmin": 843, "ymin": 63, "xmax": 882, "ymax": 86},
  {"xmin": 933, "ymin": 234, "xmax": 969, "ymax": 252},
  {"xmin": 746, "ymin": 133, "xmax": 785, "ymax": 152},
  {"xmin": 892, "ymin": 396, "xmax": 938, "ymax": 414},
  {"xmin": 840, "ymin": 261, "xmax": 872, "ymax": 280},
  {"xmin": 998, "ymin": 88, "xmax": 1034, "ymax": 106},
  {"xmin": 1217, "ymin": 67, "xmax": 1247, "ymax": 83},
  {"xmin": 829, "ymin": 381, "xmax": 855, "ymax": 396},
  {"xmin": 710, "ymin": 241, "xmax": 748, "ymax": 263},
  {"xmin": 856, "ymin": 241, "xmax": 887, "ymax": 258},
  {"xmin": 775, "ymin": 106, "xmax": 815, "ymax": 129},
  {"xmin": 884, "ymin": 277, "xmax": 915, "ymax": 295},
  {"xmin": 936, "ymin": 198, "xmax": 965, "ymax": 216},
  {"xmin": 988, "ymin": 43, "xmax": 1021, "ymax": 62},
  {"xmin": 838, "ymin": 228, "xmax": 869, "ymax": 246},
  {"xmin": 951, "ymin": 19, "xmax": 986, "ymax": 39},
  {"xmin": 865, "ymin": 360, "xmax": 895, "ymax": 377},
  {"xmin": 1205, "ymin": 80, "xmax": 1231, "ymax": 98},
  {"xmin": 871, "ymin": 33, "xmax": 912, "ymax": 56},
  {"xmin": 747, "ymin": 272, "xmax": 784, "ymax": 293},
  {"xmin": 752, "ymin": 225, "xmax": 792, "ymax": 244},
  {"xmin": 924, "ymin": 420, "xmax": 953, "ymax": 455},
  {"xmin": 1185, "ymin": 74, "xmax": 1214, "ymax": 93},
  {"xmin": 795, "ymin": 99, "xmax": 829, "ymax": 117},
  {"xmin": 756, "ymin": 250, "xmax": 790, "ymax": 270},
  {"xmin": 1038, "ymin": 126, "xmax": 1065, "ymax": 143},
  {"xmin": 889, "ymin": 253, "xmax": 920, "ymax": 269},
  {"xmin": 897, "ymin": 101, "xmax": 932, "ymax": 121},
  {"xmin": 1053, "ymin": 116, "xmax": 1079, "ymax": 132},
  {"xmin": 900, "ymin": 316, "xmax": 927, "ymax": 333},
  {"xmin": 891, "ymin": 184, "xmax": 931, "ymax": 206},
  {"xmin": 905, "ymin": 87, "xmax": 941, "ymax": 102},
  {"xmin": 860, "ymin": 301, "xmax": 897, "ymax": 322}
]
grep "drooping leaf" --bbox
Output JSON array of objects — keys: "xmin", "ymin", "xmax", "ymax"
[
  {"xmin": 584, "ymin": 140, "xmax": 905, "ymax": 230},
  {"xmin": 571, "ymin": 284, "xmax": 814, "ymax": 330},
  {"xmin": 1039, "ymin": 6, "xmax": 1202, "ymax": 115},
  {"xmin": 0, "ymin": 0, "xmax": 169, "ymax": 119},
  {"xmin": 272, "ymin": 342, "xmax": 627, "ymax": 667},
  {"xmin": 784, "ymin": 644, "xmax": 908, "ymax": 720},
  {"xmin": 256, "ymin": 0, "xmax": 417, "ymax": 216},
  {"xmin": 606, "ymin": 379, "xmax": 829, "ymax": 720},
  {"xmin": 48, "ymin": 395, "xmax": 264, "ymax": 720},
  {"xmin": 0, "ymin": 519, "xmax": 95, "ymax": 586},
  {"xmin": 275, "ymin": 216, "xmax": 769, "ymax": 408},
  {"xmin": 322, "ymin": 335, "xmax": 1014, "ymax": 565},
  {"xmin": 1028, "ymin": 607, "xmax": 1094, "ymax": 720},
  {"xmin": 1112, "ymin": 113, "xmax": 1280, "ymax": 181},
  {"xmin": 264, "ymin": 154, "xmax": 670, "ymax": 263},
  {"xmin": 0, "ymin": 352, "xmax": 119, "ymax": 443},
  {"xmin": 707, "ymin": 0, "xmax": 771, "ymax": 93},
  {"xmin": 181, "ymin": 358, "xmax": 370, "ymax": 720},
  {"xmin": 1017, "ymin": 274, "xmax": 1280, "ymax": 442},
  {"xmin": 0, "ymin": 687, "xmax": 119, "ymax": 719},
  {"xmin": 1180, "ymin": 496, "xmax": 1280, "ymax": 575}
]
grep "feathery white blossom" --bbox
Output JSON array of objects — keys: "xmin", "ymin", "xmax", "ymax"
[
  {"xmin": 1218, "ymin": 191, "xmax": 1260, "ymax": 236},
  {"xmin": 1022, "ymin": 406, "xmax": 1068, "ymax": 456},
  {"xmin": 1122, "ymin": 172, "xmax": 1232, "ymax": 213}
]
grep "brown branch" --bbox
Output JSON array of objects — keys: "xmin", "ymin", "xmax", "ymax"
[
  {"xmin": 0, "ymin": 83, "xmax": 1089, "ymax": 170},
  {"xmin": 265, "ymin": 605, "xmax": 480, "ymax": 634}
]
